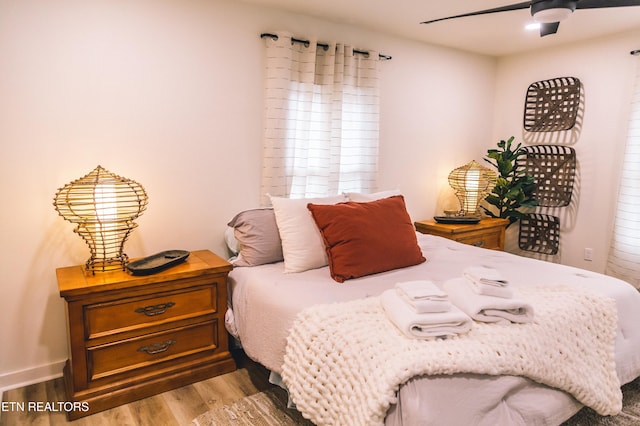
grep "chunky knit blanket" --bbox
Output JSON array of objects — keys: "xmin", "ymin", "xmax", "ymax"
[{"xmin": 282, "ymin": 286, "xmax": 621, "ymax": 426}]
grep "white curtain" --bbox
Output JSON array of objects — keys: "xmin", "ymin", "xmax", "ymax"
[
  {"xmin": 606, "ymin": 54, "xmax": 640, "ymax": 288},
  {"xmin": 260, "ymin": 32, "xmax": 380, "ymax": 204}
]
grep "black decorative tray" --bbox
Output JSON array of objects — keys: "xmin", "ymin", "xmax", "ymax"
[
  {"xmin": 434, "ymin": 216, "xmax": 481, "ymax": 224},
  {"xmin": 127, "ymin": 250, "xmax": 190, "ymax": 275}
]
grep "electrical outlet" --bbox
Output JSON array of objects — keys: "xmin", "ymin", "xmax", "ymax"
[{"xmin": 584, "ymin": 248, "xmax": 593, "ymax": 261}]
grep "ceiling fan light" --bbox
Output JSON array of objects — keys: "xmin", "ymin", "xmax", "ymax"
[
  {"xmin": 533, "ymin": 7, "xmax": 573, "ymax": 23},
  {"xmin": 525, "ymin": 22, "xmax": 541, "ymax": 31}
]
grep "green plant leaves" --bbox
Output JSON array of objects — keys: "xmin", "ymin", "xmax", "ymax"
[{"xmin": 482, "ymin": 136, "xmax": 538, "ymax": 226}]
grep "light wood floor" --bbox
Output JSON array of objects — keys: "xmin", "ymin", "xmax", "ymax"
[{"xmin": 0, "ymin": 350, "xmax": 273, "ymax": 426}]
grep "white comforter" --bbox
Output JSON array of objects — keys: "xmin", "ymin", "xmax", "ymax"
[{"xmin": 227, "ymin": 234, "xmax": 640, "ymax": 425}]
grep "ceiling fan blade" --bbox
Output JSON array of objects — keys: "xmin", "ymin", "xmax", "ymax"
[
  {"xmin": 540, "ymin": 22, "xmax": 560, "ymax": 36},
  {"xmin": 421, "ymin": 2, "xmax": 531, "ymax": 24},
  {"xmin": 575, "ymin": 0, "xmax": 640, "ymax": 9}
]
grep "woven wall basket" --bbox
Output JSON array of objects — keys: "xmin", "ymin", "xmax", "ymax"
[
  {"xmin": 518, "ymin": 213, "xmax": 560, "ymax": 255},
  {"xmin": 523, "ymin": 77, "xmax": 581, "ymax": 132},
  {"xmin": 518, "ymin": 145, "xmax": 576, "ymax": 207}
]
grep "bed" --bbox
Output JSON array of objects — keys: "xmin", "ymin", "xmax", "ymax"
[{"xmin": 224, "ymin": 194, "xmax": 640, "ymax": 426}]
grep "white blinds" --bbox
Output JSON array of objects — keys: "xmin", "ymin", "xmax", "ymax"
[
  {"xmin": 606, "ymin": 54, "xmax": 640, "ymax": 288},
  {"xmin": 260, "ymin": 32, "xmax": 380, "ymax": 205}
]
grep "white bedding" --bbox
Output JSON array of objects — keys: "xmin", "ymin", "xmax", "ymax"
[{"xmin": 227, "ymin": 234, "xmax": 640, "ymax": 425}]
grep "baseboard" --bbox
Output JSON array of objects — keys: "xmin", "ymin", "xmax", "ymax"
[{"xmin": 0, "ymin": 360, "xmax": 66, "ymax": 399}]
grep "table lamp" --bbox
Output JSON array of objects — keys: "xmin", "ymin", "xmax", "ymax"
[
  {"xmin": 53, "ymin": 165, "xmax": 148, "ymax": 273},
  {"xmin": 448, "ymin": 160, "xmax": 496, "ymax": 217}
]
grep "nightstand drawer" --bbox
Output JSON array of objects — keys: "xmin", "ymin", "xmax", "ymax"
[
  {"xmin": 455, "ymin": 229, "xmax": 502, "ymax": 249},
  {"xmin": 85, "ymin": 281, "xmax": 218, "ymax": 339},
  {"xmin": 88, "ymin": 320, "xmax": 217, "ymax": 381},
  {"xmin": 415, "ymin": 218, "xmax": 509, "ymax": 251}
]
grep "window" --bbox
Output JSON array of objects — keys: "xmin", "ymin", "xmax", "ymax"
[
  {"xmin": 606, "ymin": 53, "xmax": 640, "ymax": 289},
  {"xmin": 260, "ymin": 32, "xmax": 382, "ymax": 204}
]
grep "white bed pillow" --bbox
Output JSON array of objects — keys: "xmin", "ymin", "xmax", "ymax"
[
  {"xmin": 346, "ymin": 189, "xmax": 402, "ymax": 202},
  {"xmin": 270, "ymin": 194, "xmax": 347, "ymax": 273}
]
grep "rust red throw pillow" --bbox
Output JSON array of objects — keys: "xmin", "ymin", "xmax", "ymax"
[{"xmin": 307, "ymin": 195, "xmax": 426, "ymax": 283}]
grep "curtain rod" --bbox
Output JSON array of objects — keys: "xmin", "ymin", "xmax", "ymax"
[
  {"xmin": 632, "ymin": 49, "xmax": 640, "ymax": 56},
  {"xmin": 260, "ymin": 33, "xmax": 392, "ymax": 61}
]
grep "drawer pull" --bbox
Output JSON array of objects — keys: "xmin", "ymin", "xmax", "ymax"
[
  {"xmin": 137, "ymin": 339, "xmax": 176, "ymax": 355},
  {"xmin": 135, "ymin": 302, "xmax": 176, "ymax": 316},
  {"xmin": 472, "ymin": 240, "xmax": 485, "ymax": 247}
]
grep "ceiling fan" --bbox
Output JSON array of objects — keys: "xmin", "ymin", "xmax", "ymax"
[{"xmin": 421, "ymin": 0, "xmax": 640, "ymax": 37}]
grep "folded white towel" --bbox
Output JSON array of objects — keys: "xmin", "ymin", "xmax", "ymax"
[
  {"xmin": 395, "ymin": 280, "xmax": 448, "ymax": 300},
  {"xmin": 464, "ymin": 266, "xmax": 508, "ymax": 286},
  {"xmin": 381, "ymin": 289, "xmax": 472, "ymax": 339},
  {"xmin": 397, "ymin": 289, "xmax": 451, "ymax": 313},
  {"xmin": 395, "ymin": 280, "xmax": 450, "ymax": 313},
  {"xmin": 443, "ymin": 278, "xmax": 534, "ymax": 324},
  {"xmin": 463, "ymin": 266, "xmax": 513, "ymax": 299},
  {"xmin": 466, "ymin": 278, "xmax": 514, "ymax": 299}
]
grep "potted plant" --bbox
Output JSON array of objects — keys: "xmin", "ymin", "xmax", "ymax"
[{"xmin": 482, "ymin": 136, "xmax": 537, "ymax": 226}]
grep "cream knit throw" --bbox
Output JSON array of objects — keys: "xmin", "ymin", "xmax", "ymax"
[{"xmin": 282, "ymin": 286, "xmax": 621, "ymax": 426}]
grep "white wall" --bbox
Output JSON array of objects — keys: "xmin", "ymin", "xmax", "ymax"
[
  {"xmin": 492, "ymin": 30, "xmax": 640, "ymax": 271},
  {"xmin": 0, "ymin": 0, "xmax": 496, "ymax": 389}
]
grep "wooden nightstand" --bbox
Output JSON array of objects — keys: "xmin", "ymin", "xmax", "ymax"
[
  {"xmin": 415, "ymin": 218, "xmax": 509, "ymax": 250},
  {"xmin": 56, "ymin": 250, "xmax": 236, "ymax": 420}
]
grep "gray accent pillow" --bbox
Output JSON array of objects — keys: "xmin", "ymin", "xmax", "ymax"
[{"xmin": 227, "ymin": 208, "xmax": 283, "ymax": 267}]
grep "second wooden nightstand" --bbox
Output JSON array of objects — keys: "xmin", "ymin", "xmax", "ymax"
[
  {"xmin": 415, "ymin": 218, "xmax": 509, "ymax": 250},
  {"xmin": 57, "ymin": 249, "xmax": 236, "ymax": 419}
]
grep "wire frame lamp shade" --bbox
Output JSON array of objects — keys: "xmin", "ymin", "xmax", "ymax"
[
  {"xmin": 448, "ymin": 160, "xmax": 497, "ymax": 217},
  {"xmin": 53, "ymin": 165, "xmax": 148, "ymax": 273}
]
